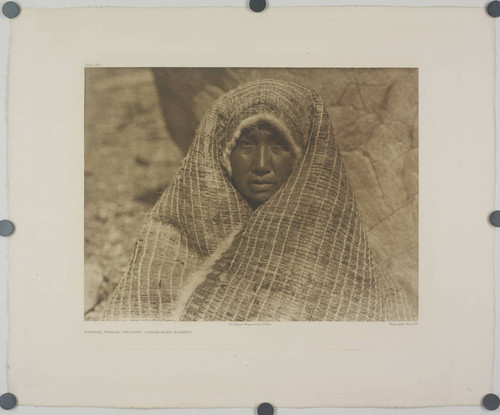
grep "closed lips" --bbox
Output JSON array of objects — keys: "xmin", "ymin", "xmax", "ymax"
[
  {"xmin": 249, "ymin": 181, "xmax": 275, "ymax": 191},
  {"xmin": 249, "ymin": 176, "xmax": 275, "ymax": 184}
]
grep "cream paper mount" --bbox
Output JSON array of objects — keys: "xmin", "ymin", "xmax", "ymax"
[{"xmin": 4, "ymin": 5, "xmax": 496, "ymax": 409}]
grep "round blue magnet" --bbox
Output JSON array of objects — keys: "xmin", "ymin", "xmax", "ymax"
[
  {"xmin": 0, "ymin": 393, "xmax": 17, "ymax": 410},
  {"xmin": 2, "ymin": 2, "xmax": 20, "ymax": 19},
  {"xmin": 487, "ymin": 1, "xmax": 500, "ymax": 17},
  {"xmin": 0, "ymin": 220, "xmax": 14, "ymax": 236},
  {"xmin": 249, "ymin": 0, "xmax": 266, "ymax": 13},
  {"xmin": 490, "ymin": 211, "xmax": 500, "ymax": 227},
  {"xmin": 257, "ymin": 402, "xmax": 274, "ymax": 415},
  {"xmin": 483, "ymin": 393, "xmax": 500, "ymax": 410}
]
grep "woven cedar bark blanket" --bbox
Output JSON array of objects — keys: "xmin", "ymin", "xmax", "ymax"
[{"xmin": 104, "ymin": 80, "xmax": 417, "ymax": 321}]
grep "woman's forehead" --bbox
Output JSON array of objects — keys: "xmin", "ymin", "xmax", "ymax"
[{"xmin": 240, "ymin": 124, "xmax": 284, "ymax": 140}]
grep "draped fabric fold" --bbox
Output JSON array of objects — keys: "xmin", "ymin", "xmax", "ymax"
[{"xmin": 104, "ymin": 79, "xmax": 417, "ymax": 321}]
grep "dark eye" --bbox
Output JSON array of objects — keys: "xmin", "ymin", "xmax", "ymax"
[
  {"xmin": 238, "ymin": 139, "xmax": 254, "ymax": 150},
  {"xmin": 270, "ymin": 140, "xmax": 289, "ymax": 152}
]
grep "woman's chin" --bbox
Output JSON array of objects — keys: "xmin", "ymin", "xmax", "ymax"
[{"xmin": 246, "ymin": 193, "xmax": 275, "ymax": 208}]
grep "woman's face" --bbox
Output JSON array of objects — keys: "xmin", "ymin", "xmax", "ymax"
[{"xmin": 230, "ymin": 127, "xmax": 296, "ymax": 208}]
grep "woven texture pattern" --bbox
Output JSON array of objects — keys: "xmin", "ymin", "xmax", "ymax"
[{"xmin": 104, "ymin": 80, "xmax": 416, "ymax": 321}]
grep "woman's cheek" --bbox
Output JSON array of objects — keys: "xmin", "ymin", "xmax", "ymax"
[
  {"xmin": 273, "ymin": 153, "xmax": 295, "ymax": 180},
  {"xmin": 230, "ymin": 151, "xmax": 252, "ymax": 182}
]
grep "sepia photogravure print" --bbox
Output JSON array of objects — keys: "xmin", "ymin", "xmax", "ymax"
[{"xmin": 84, "ymin": 68, "xmax": 418, "ymax": 322}]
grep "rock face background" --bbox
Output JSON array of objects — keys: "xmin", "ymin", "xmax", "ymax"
[{"xmin": 84, "ymin": 68, "xmax": 418, "ymax": 320}]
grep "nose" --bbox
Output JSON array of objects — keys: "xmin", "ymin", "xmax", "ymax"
[{"xmin": 251, "ymin": 144, "xmax": 272, "ymax": 175}]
